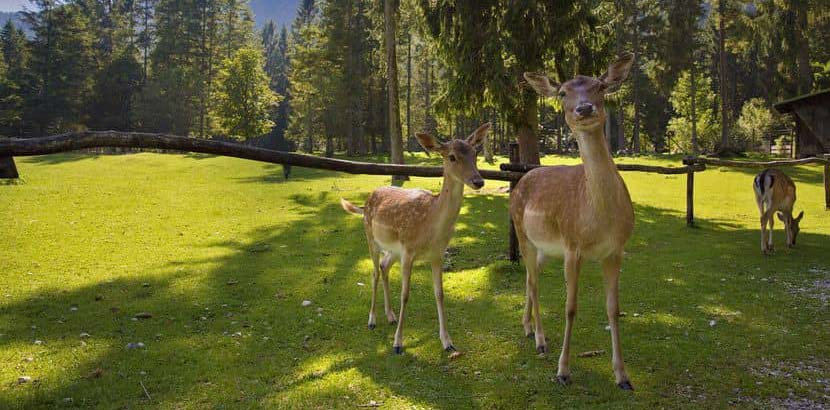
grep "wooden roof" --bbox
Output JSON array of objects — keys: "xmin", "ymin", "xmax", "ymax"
[{"xmin": 774, "ymin": 89, "xmax": 830, "ymax": 113}]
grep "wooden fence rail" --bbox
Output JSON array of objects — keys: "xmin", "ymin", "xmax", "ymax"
[{"xmin": 0, "ymin": 131, "xmax": 524, "ymax": 182}]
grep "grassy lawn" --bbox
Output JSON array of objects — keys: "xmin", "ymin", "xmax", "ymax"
[{"xmin": 1, "ymin": 151, "xmax": 828, "ymax": 409}]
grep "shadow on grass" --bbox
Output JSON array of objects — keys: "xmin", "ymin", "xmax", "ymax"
[
  {"xmin": 1, "ymin": 192, "xmax": 828, "ymax": 408},
  {"xmin": 22, "ymin": 153, "xmax": 102, "ymax": 165}
]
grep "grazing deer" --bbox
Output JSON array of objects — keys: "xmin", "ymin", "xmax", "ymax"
[
  {"xmin": 513, "ymin": 53, "xmax": 635, "ymax": 390},
  {"xmin": 753, "ymin": 168, "xmax": 803, "ymax": 254},
  {"xmin": 341, "ymin": 123, "xmax": 489, "ymax": 354}
]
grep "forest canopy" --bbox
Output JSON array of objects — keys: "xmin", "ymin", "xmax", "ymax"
[{"xmin": 0, "ymin": 0, "xmax": 827, "ymax": 158}]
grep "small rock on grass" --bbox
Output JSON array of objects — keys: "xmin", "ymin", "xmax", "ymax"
[
  {"xmin": 577, "ymin": 349, "xmax": 605, "ymax": 358},
  {"xmin": 18, "ymin": 376, "xmax": 32, "ymax": 384},
  {"xmin": 134, "ymin": 312, "xmax": 153, "ymax": 319},
  {"xmin": 79, "ymin": 332, "xmax": 91, "ymax": 339},
  {"xmin": 126, "ymin": 342, "xmax": 145, "ymax": 350},
  {"xmin": 301, "ymin": 300, "xmax": 312, "ymax": 307},
  {"xmin": 709, "ymin": 320, "xmax": 717, "ymax": 327},
  {"xmin": 448, "ymin": 351, "xmax": 464, "ymax": 360}
]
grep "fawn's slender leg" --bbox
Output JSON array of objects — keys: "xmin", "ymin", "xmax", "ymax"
[
  {"xmin": 392, "ymin": 252, "xmax": 414, "ymax": 354},
  {"xmin": 557, "ymin": 250, "xmax": 581, "ymax": 384},
  {"xmin": 380, "ymin": 253, "xmax": 397, "ymax": 324},
  {"xmin": 603, "ymin": 253, "xmax": 632, "ymax": 390},
  {"xmin": 431, "ymin": 257, "xmax": 454, "ymax": 351},
  {"xmin": 367, "ymin": 243, "xmax": 381, "ymax": 329}
]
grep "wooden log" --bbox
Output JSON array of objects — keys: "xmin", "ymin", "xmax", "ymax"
[
  {"xmin": 500, "ymin": 161, "xmax": 705, "ymax": 175},
  {"xmin": 0, "ymin": 155, "xmax": 18, "ymax": 179},
  {"xmin": 508, "ymin": 142, "xmax": 520, "ymax": 262},
  {"xmin": 0, "ymin": 131, "xmax": 524, "ymax": 182}
]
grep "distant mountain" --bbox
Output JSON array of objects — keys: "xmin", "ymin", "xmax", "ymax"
[
  {"xmin": 0, "ymin": 11, "xmax": 30, "ymax": 35},
  {"xmin": 249, "ymin": 0, "xmax": 299, "ymax": 28},
  {"xmin": 0, "ymin": 11, "xmax": 22, "ymax": 27}
]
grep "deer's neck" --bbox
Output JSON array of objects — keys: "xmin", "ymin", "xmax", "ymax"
[
  {"xmin": 433, "ymin": 174, "xmax": 465, "ymax": 234},
  {"xmin": 575, "ymin": 127, "xmax": 624, "ymax": 214}
]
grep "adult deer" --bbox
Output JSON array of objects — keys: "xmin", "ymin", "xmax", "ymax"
[
  {"xmin": 341, "ymin": 123, "xmax": 489, "ymax": 354},
  {"xmin": 753, "ymin": 168, "xmax": 803, "ymax": 254},
  {"xmin": 513, "ymin": 53, "xmax": 635, "ymax": 390}
]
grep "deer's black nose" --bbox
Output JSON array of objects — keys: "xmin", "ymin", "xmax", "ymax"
[
  {"xmin": 471, "ymin": 178, "xmax": 484, "ymax": 189},
  {"xmin": 575, "ymin": 103, "xmax": 594, "ymax": 116}
]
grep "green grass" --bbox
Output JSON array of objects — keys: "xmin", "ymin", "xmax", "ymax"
[{"xmin": 1, "ymin": 151, "xmax": 828, "ymax": 409}]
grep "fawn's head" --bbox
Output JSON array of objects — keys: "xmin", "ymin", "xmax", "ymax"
[
  {"xmin": 777, "ymin": 210, "xmax": 804, "ymax": 247},
  {"xmin": 523, "ymin": 53, "xmax": 634, "ymax": 132},
  {"xmin": 416, "ymin": 122, "xmax": 490, "ymax": 190}
]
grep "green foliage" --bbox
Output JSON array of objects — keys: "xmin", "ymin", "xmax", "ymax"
[
  {"xmin": 735, "ymin": 98, "xmax": 777, "ymax": 148},
  {"xmin": 667, "ymin": 69, "xmax": 719, "ymax": 153},
  {"xmin": 213, "ymin": 47, "xmax": 280, "ymax": 139}
]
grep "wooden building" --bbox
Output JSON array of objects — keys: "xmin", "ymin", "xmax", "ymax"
[{"xmin": 774, "ymin": 89, "xmax": 830, "ymax": 158}]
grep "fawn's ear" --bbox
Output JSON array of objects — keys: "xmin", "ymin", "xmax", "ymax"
[
  {"xmin": 466, "ymin": 122, "xmax": 491, "ymax": 147},
  {"xmin": 600, "ymin": 52, "xmax": 634, "ymax": 93},
  {"xmin": 776, "ymin": 212, "xmax": 786, "ymax": 222},
  {"xmin": 795, "ymin": 210, "xmax": 804, "ymax": 222},
  {"xmin": 416, "ymin": 133, "xmax": 447, "ymax": 155},
  {"xmin": 523, "ymin": 72, "xmax": 559, "ymax": 97}
]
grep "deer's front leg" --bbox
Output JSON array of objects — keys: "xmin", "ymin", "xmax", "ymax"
[
  {"xmin": 557, "ymin": 250, "xmax": 581, "ymax": 385},
  {"xmin": 392, "ymin": 253, "xmax": 414, "ymax": 354},
  {"xmin": 431, "ymin": 257, "xmax": 454, "ymax": 351},
  {"xmin": 603, "ymin": 253, "xmax": 632, "ymax": 390}
]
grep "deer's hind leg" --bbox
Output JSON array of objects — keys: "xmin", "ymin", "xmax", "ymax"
[
  {"xmin": 366, "ymin": 233, "xmax": 382, "ymax": 330},
  {"xmin": 380, "ymin": 252, "xmax": 397, "ymax": 324}
]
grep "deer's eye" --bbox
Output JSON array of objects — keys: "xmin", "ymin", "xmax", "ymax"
[
  {"xmin": 448, "ymin": 154, "xmax": 456, "ymax": 162},
  {"xmin": 558, "ymin": 90, "xmax": 566, "ymax": 98}
]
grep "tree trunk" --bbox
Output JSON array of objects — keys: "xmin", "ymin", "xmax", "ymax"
[
  {"xmin": 406, "ymin": 30, "xmax": 413, "ymax": 151},
  {"xmin": 631, "ymin": 1, "xmax": 641, "ymax": 153},
  {"xmin": 690, "ymin": 59, "xmax": 698, "ymax": 154},
  {"xmin": 384, "ymin": 0, "xmax": 405, "ymax": 182},
  {"xmin": 515, "ymin": 88, "xmax": 540, "ymax": 165},
  {"xmin": 793, "ymin": 0, "xmax": 812, "ymax": 94},
  {"xmin": 718, "ymin": 0, "xmax": 729, "ymax": 151}
]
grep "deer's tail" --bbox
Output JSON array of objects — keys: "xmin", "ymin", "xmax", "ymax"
[{"xmin": 340, "ymin": 198, "xmax": 364, "ymax": 216}]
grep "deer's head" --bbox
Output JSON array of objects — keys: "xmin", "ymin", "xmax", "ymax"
[
  {"xmin": 523, "ymin": 53, "xmax": 634, "ymax": 132},
  {"xmin": 777, "ymin": 210, "xmax": 804, "ymax": 247},
  {"xmin": 416, "ymin": 122, "xmax": 490, "ymax": 190}
]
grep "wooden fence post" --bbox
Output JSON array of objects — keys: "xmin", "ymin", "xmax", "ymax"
[
  {"xmin": 0, "ymin": 155, "xmax": 18, "ymax": 179},
  {"xmin": 508, "ymin": 142, "xmax": 520, "ymax": 262},
  {"xmin": 824, "ymin": 154, "xmax": 829, "ymax": 210},
  {"xmin": 683, "ymin": 156, "xmax": 696, "ymax": 227}
]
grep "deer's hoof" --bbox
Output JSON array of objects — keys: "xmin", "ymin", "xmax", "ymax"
[
  {"xmin": 618, "ymin": 381, "xmax": 634, "ymax": 391},
  {"xmin": 389, "ymin": 320, "xmax": 398, "ymax": 326},
  {"xmin": 393, "ymin": 345, "xmax": 403, "ymax": 355},
  {"xmin": 367, "ymin": 323, "xmax": 376, "ymax": 330},
  {"xmin": 445, "ymin": 345, "xmax": 456, "ymax": 352},
  {"xmin": 536, "ymin": 344, "xmax": 548, "ymax": 354},
  {"xmin": 556, "ymin": 375, "xmax": 571, "ymax": 386},
  {"xmin": 525, "ymin": 331, "xmax": 534, "ymax": 339}
]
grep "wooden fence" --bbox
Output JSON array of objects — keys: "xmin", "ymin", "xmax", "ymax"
[{"xmin": 2, "ymin": 132, "xmax": 828, "ymax": 262}]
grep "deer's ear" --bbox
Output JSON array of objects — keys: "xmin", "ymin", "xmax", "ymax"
[
  {"xmin": 416, "ymin": 133, "xmax": 447, "ymax": 154},
  {"xmin": 795, "ymin": 211, "xmax": 804, "ymax": 222},
  {"xmin": 600, "ymin": 52, "xmax": 634, "ymax": 93},
  {"xmin": 466, "ymin": 122, "xmax": 491, "ymax": 147},
  {"xmin": 523, "ymin": 72, "xmax": 559, "ymax": 97},
  {"xmin": 776, "ymin": 212, "xmax": 786, "ymax": 222}
]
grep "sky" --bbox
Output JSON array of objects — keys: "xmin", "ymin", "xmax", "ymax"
[{"xmin": 0, "ymin": 0, "xmax": 26, "ymax": 12}]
